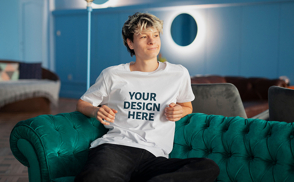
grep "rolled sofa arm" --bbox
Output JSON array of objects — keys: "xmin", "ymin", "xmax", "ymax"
[{"xmin": 10, "ymin": 111, "xmax": 108, "ymax": 182}]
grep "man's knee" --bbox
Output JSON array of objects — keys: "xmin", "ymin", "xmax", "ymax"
[
  {"xmin": 75, "ymin": 168, "xmax": 125, "ymax": 182},
  {"xmin": 74, "ymin": 169, "xmax": 99, "ymax": 182},
  {"xmin": 185, "ymin": 158, "xmax": 220, "ymax": 179},
  {"xmin": 191, "ymin": 158, "xmax": 219, "ymax": 180},
  {"xmin": 205, "ymin": 158, "xmax": 220, "ymax": 177}
]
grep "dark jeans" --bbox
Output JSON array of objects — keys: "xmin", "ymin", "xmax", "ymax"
[{"xmin": 75, "ymin": 144, "xmax": 219, "ymax": 182}]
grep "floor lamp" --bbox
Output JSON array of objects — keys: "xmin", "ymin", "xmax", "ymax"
[{"xmin": 85, "ymin": 0, "xmax": 109, "ymax": 89}]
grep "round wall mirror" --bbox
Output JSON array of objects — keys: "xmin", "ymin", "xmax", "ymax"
[{"xmin": 171, "ymin": 13, "xmax": 198, "ymax": 46}]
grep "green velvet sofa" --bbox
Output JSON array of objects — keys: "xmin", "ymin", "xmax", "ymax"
[{"xmin": 10, "ymin": 111, "xmax": 294, "ymax": 182}]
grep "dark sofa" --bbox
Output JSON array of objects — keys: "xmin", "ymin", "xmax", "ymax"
[{"xmin": 190, "ymin": 75, "xmax": 288, "ymax": 118}]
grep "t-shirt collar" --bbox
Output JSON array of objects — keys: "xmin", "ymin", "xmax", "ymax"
[{"xmin": 125, "ymin": 61, "xmax": 166, "ymax": 74}]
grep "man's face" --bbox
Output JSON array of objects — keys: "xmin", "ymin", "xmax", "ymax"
[{"xmin": 127, "ymin": 27, "xmax": 161, "ymax": 61}]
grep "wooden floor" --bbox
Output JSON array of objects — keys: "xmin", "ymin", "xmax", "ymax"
[{"xmin": 0, "ymin": 98, "xmax": 78, "ymax": 182}]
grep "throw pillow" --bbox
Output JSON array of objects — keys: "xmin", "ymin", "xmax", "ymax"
[
  {"xmin": 0, "ymin": 63, "xmax": 19, "ymax": 81},
  {"xmin": 19, "ymin": 62, "xmax": 42, "ymax": 79}
]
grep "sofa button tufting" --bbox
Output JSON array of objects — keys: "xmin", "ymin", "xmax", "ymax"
[
  {"xmin": 224, "ymin": 152, "xmax": 232, "ymax": 158},
  {"xmin": 290, "ymin": 135, "xmax": 294, "ymax": 139},
  {"xmin": 244, "ymin": 127, "xmax": 250, "ymax": 134},
  {"xmin": 187, "ymin": 146, "xmax": 193, "ymax": 151},
  {"xmin": 204, "ymin": 122, "xmax": 210, "ymax": 128},
  {"xmin": 185, "ymin": 120, "xmax": 190, "ymax": 125}
]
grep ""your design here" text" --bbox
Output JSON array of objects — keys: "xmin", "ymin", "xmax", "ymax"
[{"xmin": 124, "ymin": 92, "xmax": 160, "ymax": 121}]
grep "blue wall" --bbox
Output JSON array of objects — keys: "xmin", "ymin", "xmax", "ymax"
[
  {"xmin": 0, "ymin": 0, "xmax": 20, "ymax": 61},
  {"xmin": 53, "ymin": 1, "xmax": 294, "ymax": 98},
  {"xmin": 1, "ymin": 0, "xmax": 293, "ymax": 99},
  {"xmin": 0, "ymin": 0, "xmax": 49, "ymax": 67}
]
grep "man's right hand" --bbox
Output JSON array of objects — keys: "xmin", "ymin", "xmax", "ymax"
[
  {"xmin": 94, "ymin": 105, "xmax": 118, "ymax": 125},
  {"xmin": 76, "ymin": 99, "xmax": 117, "ymax": 126}
]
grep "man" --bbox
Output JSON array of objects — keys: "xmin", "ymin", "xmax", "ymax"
[{"xmin": 75, "ymin": 12, "xmax": 219, "ymax": 182}]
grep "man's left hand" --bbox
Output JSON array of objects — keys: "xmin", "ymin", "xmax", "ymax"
[{"xmin": 165, "ymin": 103, "xmax": 183, "ymax": 121}]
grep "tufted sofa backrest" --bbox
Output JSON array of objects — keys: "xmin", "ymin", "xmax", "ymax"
[
  {"xmin": 11, "ymin": 112, "xmax": 294, "ymax": 182},
  {"xmin": 170, "ymin": 113, "xmax": 294, "ymax": 182}
]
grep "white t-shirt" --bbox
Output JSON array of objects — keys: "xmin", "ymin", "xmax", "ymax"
[{"xmin": 81, "ymin": 61, "xmax": 195, "ymax": 158}]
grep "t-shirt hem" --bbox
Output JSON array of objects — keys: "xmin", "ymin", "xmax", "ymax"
[{"xmin": 90, "ymin": 141, "xmax": 169, "ymax": 158}]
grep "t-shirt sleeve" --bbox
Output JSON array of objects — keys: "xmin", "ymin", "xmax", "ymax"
[
  {"xmin": 80, "ymin": 71, "xmax": 109, "ymax": 106},
  {"xmin": 176, "ymin": 67, "xmax": 195, "ymax": 103}
]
